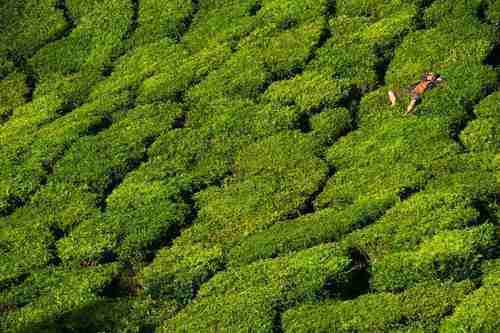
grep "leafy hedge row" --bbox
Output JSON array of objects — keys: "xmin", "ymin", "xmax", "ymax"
[
  {"xmin": 282, "ymin": 280, "xmax": 475, "ymax": 332},
  {"xmin": 371, "ymin": 223, "xmax": 496, "ymax": 291},
  {"xmin": 460, "ymin": 91, "xmax": 500, "ymax": 153},
  {"xmin": 0, "ymin": 101, "xmax": 183, "ymax": 283},
  {"xmin": 440, "ymin": 259, "xmax": 500, "ymax": 331},
  {"xmin": 28, "ymin": 0, "xmax": 132, "ymax": 96},
  {"xmin": 142, "ymin": 131, "xmax": 331, "ymax": 301},
  {"xmin": 0, "ymin": 0, "xmax": 68, "ymax": 58},
  {"xmin": 227, "ymin": 195, "xmax": 393, "ymax": 267},
  {"xmin": 160, "ymin": 243, "xmax": 354, "ymax": 332},
  {"xmin": 342, "ymin": 167, "xmax": 496, "ymax": 259},
  {"xmin": 131, "ymin": 0, "xmax": 196, "ymax": 47},
  {"xmin": 0, "ymin": 71, "xmax": 27, "ymax": 111},
  {"xmin": 0, "ymin": 0, "xmax": 498, "ymax": 331},
  {"xmin": 0, "ymin": 264, "xmax": 121, "ymax": 333},
  {"xmin": 0, "ymin": 92, "xmax": 130, "ymax": 217}
]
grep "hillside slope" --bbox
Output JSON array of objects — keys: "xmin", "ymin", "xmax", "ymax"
[{"xmin": 0, "ymin": 0, "xmax": 499, "ymax": 332}]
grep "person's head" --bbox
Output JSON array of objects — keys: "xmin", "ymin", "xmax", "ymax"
[
  {"xmin": 422, "ymin": 72, "xmax": 444, "ymax": 83},
  {"xmin": 422, "ymin": 72, "xmax": 440, "ymax": 82}
]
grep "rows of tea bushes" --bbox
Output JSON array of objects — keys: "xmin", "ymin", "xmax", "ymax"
[
  {"xmin": 0, "ymin": 0, "xmax": 68, "ymax": 59},
  {"xmin": 0, "ymin": 100, "xmax": 186, "ymax": 285},
  {"xmin": 161, "ymin": 243, "xmax": 355, "ymax": 332},
  {"xmin": 0, "ymin": 0, "xmax": 498, "ymax": 331}
]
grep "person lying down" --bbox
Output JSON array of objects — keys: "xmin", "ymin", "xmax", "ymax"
[{"xmin": 388, "ymin": 72, "xmax": 444, "ymax": 115}]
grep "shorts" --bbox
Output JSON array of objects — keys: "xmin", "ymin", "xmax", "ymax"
[{"xmin": 411, "ymin": 93, "xmax": 422, "ymax": 102}]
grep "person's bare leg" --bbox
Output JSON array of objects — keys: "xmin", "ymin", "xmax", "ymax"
[
  {"xmin": 405, "ymin": 98, "xmax": 417, "ymax": 115},
  {"xmin": 388, "ymin": 90, "xmax": 397, "ymax": 106}
]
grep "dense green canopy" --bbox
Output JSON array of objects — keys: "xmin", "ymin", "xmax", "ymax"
[{"xmin": 0, "ymin": 0, "xmax": 498, "ymax": 332}]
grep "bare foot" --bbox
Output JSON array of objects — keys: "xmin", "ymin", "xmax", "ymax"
[{"xmin": 388, "ymin": 90, "xmax": 397, "ymax": 106}]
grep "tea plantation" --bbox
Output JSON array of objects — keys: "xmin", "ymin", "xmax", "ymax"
[{"xmin": 0, "ymin": 0, "xmax": 499, "ymax": 332}]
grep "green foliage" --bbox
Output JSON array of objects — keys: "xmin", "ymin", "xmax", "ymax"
[
  {"xmin": 0, "ymin": 71, "xmax": 27, "ymax": 110},
  {"xmin": 316, "ymin": 115, "xmax": 458, "ymax": 209},
  {"xmin": 57, "ymin": 177, "xmax": 190, "ymax": 264},
  {"xmin": 487, "ymin": 0, "xmax": 500, "ymax": 25},
  {"xmin": 0, "ymin": 57, "xmax": 15, "ymax": 79},
  {"xmin": 335, "ymin": 0, "xmax": 420, "ymax": 20},
  {"xmin": 227, "ymin": 196, "xmax": 393, "ymax": 267},
  {"xmin": 263, "ymin": 71, "xmax": 347, "ymax": 114},
  {"xmin": 1, "ymin": 0, "xmax": 498, "ymax": 331},
  {"xmin": 439, "ymin": 259, "xmax": 500, "ymax": 332},
  {"xmin": 0, "ymin": 264, "xmax": 121, "ymax": 333},
  {"xmin": 187, "ymin": 17, "xmax": 325, "ymax": 107},
  {"xmin": 342, "ymin": 168, "xmax": 496, "ymax": 260},
  {"xmin": 0, "ymin": 223, "xmax": 55, "ymax": 286},
  {"xmin": 0, "ymin": 92, "xmax": 130, "ymax": 216},
  {"xmin": 371, "ymin": 224, "xmax": 496, "ymax": 291},
  {"xmin": 143, "ymin": 131, "xmax": 329, "ymax": 301},
  {"xmin": 424, "ymin": 0, "xmax": 484, "ymax": 27},
  {"xmin": 143, "ymin": 243, "xmax": 225, "ymax": 303},
  {"xmin": 29, "ymin": 0, "xmax": 132, "ymax": 82},
  {"xmin": 282, "ymin": 280, "xmax": 475, "ymax": 332},
  {"xmin": 0, "ymin": 0, "xmax": 67, "ymax": 57},
  {"xmin": 308, "ymin": 107, "xmax": 353, "ymax": 150},
  {"xmin": 161, "ymin": 244, "xmax": 353, "ymax": 332},
  {"xmin": 181, "ymin": 0, "xmax": 262, "ymax": 52},
  {"xmin": 89, "ymin": 39, "xmax": 181, "ymax": 100},
  {"xmin": 131, "ymin": 0, "xmax": 195, "ymax": 47},
  {"xmin": 136, "ymin": 41, "xmax": 232, "ymax": 104},
  {"xmin": 461, "ymin": 91, "xmax": 500, "ymax": 152}
]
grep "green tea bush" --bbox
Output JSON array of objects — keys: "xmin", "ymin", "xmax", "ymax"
[
  {"xmin": 2, "ymin": 100, "xmax": 180, "ymax": 234},
  {"xmin": 131, "ymin": 0, "xmax": 195, "ymax": 47},
  {"xmin": 341, "ymin": 168, "xmax": 496, "ymax": 260},
  {"xmin": 199, "ymin": 244, "xmax": 351, "ymax": 300},
  {"xmin": 316, "ymin": 115, "xmax": 458, "ymax": 209},
  {"xmin": 161, "ymin": 244, "xmax": 353, "ymax": 332},
  {"xmin": 263, "ymin": 71, "xmax": 347, "ymax": 114},
  {"xmin": 0, "ymin": 57, "xmax": 15, "ymax": 79},
  {"xmin": 423, "ymin": 0, "xmax": 484, "ymax": 27},
  {"xmin": 335, "ymin": 0, "xmax": 419, "ymax": 20},
  {"xmin": 0, "ymin": 95, "xmax": 69, "ymax": 215},
  {"xmin": 439, "ymin": 259, "xmax": 500, "ymax": 332},
  {"xmin": 57, "ymin": 177, "xmax": 190, "ymax": 264},
  {"xmin": 0, "ymin": 223, "xmax": 55, "ymax": 286},
  {"xmin": 282, "ymin": 280, "xmax": 474, "ymax": 332},
  {"xmin": 66, "ymin": 0, "xmax": 103, "ymax": 20},
  {"xmin": 46, "ymin": 297, "xmax": 180, "ymax": 333},
  {"xmin": 89, "ymin": 39, "xmax": 182, "ymax": 101},
  {"xmin": 136, "ymin": 41, "xmax": 232, "ymax": 104},
  {"xmin": 181, "ymin": 0, "xmax": 262, "ymax": 52},
  {"xmin": 51, "ymin": 102, "xmax": 182, "ymax": 195},
  {"xmin": 5, "ymin": 182, "xmax": 102, "ymax": 232},
  {"xmin": 143, "ymin": 131, "xmax": 329, "ymax": 300},
  {"xmin": 0, "ymin": 92, "xmax": 130, "ymax": 217},
  {"xmin": 461, "ymin": 91, "xmax": 500, "ymax": 152},
  {"xmin": 0, "ymin": 71, "xmax": 27, "ymax": 110},
  {"xmin": 185, "ymin": 132, "xmax": 327, "ymax": 243},
  {"xmin": 256, "ymin": 0, "xmax": 331, "ymax": 27},
  {"xmin": 371, "ymin": 224, "xmax": 496, "ymax": 291},
  {"xmin": 0, "ymin": 0, "xmax": 67, "ymax": 57},
  {"xmin": 29, "ymin": 0, "xmax": 131, "ymax": 82},
  {"xmin": 308, "ymin": 107, "xmax": 353, "ymax": 149},
  {"xmin": 187, "ymin": 16, "xmax": 325, "ymax": 107},
  {"xmin": 487, "ymin": 0, "xmax": 500, "ymax": 25},
  {"xmin": 142, "ymin": 243, "xmax": 225, "ymax": 303},
  {"xmin": 145, "ymin": 99, "xmax": 268, "ymax": 186},
  {"xmin": 227, "ymin": 196, "xmax": 393, "ymax": 267},
  {"xmin": 0, "ymin": 264, "xmax": 121, "ymax": 333}
]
